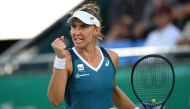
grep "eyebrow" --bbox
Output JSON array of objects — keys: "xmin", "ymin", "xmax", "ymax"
[
  {"xmin": 81, "ymin": 23, "xmax": 90, "ymax": 27},
  {"xmin": 71, "ymin": 23, "xmax": 90, "ymax": 27}
]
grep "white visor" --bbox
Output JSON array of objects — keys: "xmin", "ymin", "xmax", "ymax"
[{"xmin": 67, "ymin": 11, "xmax": 101, "ymax": 27}]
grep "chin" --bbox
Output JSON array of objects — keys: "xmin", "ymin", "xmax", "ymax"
[{"xmin": 74, "ymin": 44, "xmax": 84, "ymax": 49}]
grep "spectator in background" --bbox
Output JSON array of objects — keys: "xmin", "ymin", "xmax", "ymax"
[
  {"xmin": 109, "ymin": 0, "xmax": 179, "ymax": 39},
  {"xmin": 108, "ymin": 0, "xmax": 146, "ymax": 44},
  {"xmin": 108, "ymin": 0, "xmax": 145, "ymax": 27},
  {"xmin": 104, "ymin": 15, "xmax": 132, "ymax": 42},
  {"xmin": 144, "ymin": 3, "xmax": 181, "ymax": 47},
  {"xmin": 177, "ymin": 21, "xmax": 190, "ymax": 45},
  {"xmin": 102, "ymin": 0, "xmax": 148, "ymax": 66},
  {"xmin": 175, "ymin": 1, "xmax": 190, "ymax": 45},
  {"xmin": 141, "ymin": 0, "xmax": 179, "ymax": 29},
  {"xmin": 172, "ymin": 1, "xmax": 190, "ymax": 29}
]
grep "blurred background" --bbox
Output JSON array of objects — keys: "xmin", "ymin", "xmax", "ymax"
[{"xmin": 0, "ymin": 0, "xmax": 190, "ymax": 109}]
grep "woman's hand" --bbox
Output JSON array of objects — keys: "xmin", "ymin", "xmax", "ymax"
[{"xmin": 51, "ymin": 36, "xmax": 67, "ymax": 58}]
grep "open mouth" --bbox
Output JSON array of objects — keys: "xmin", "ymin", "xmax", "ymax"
[{"xmin": 75, "ymin": 38, "xmax": 83, "ymax": 43}]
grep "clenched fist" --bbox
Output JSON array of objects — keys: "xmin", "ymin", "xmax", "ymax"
[{"xmin": 51, "ymin": 36, "xmax": 67, "ymax": 58}]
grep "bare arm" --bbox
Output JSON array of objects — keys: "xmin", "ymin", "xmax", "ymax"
[
  {"xmin": 48, "ymin": 36, "xmax": 72, "ymax": 106},
  {"xmin": 113, "ymin": 81, "xmax": 136, "ymax": 109},
  {"xmin": 48, "ymin": 66, "xmax": 69, "ymax": 106},
  {"xmin": 107, "ymin": 49, "xmax": 136, "ymax": 109}
]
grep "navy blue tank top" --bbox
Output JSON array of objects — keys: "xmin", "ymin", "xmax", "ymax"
[{"xmin": 65, "ymin": 47, "xmax": 115, "ymax": 109}]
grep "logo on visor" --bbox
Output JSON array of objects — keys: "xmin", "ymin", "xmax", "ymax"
[{"xmin": 90, "ymin": 17, "xmax": 94, "ymax": 20}]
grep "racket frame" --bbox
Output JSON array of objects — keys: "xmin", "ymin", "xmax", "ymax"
[{"xmin": 131, "ymin": 54, "xmax": 175, "ymax": 109}]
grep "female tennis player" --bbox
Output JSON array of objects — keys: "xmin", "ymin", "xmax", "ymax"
[{"xmin": 48, "ymin": 3, "xmax": 138, "ymax": 109}]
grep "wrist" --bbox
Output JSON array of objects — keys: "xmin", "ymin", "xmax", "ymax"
[
  {"xmin": 53, "ymin": 56, "xmax": 66, "ymax": 69},
  {"xmin": 56, "ymin": 54, "xmax": 66, "ymax": 59}
]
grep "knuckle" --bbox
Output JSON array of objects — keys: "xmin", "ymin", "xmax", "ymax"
[{"xmin": 51, "ymin": 43, "xmax": 55, "ymax": 48}]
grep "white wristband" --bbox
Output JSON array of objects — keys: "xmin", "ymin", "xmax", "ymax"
[
  {"xmin": 53, "ymin": 56, "xmax": 66, "ymax": 69},
  {"xmin": 134, "ymin": 107, "xmax": 140, "ymax": 109}
]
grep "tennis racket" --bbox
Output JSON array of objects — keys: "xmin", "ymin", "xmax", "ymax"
[{"xmin": 131, "ymin": 54, "xmax": 175, "ymax": 109}]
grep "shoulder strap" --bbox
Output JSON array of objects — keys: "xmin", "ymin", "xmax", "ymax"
[
  {"xmin": 99, "ymin": 47, "xmax": 116, "ymax": 72},
  {"xmin": 99, "ymin": 47, "xmax": 108, "ymax": 57}
]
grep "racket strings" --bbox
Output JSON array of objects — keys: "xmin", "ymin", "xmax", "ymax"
[{"xmin": 133, "ymin": 57, "xmax": 174, "ymax": 105}]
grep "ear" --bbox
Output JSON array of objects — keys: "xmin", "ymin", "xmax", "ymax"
[{"xmin": 93, "ymin": 26, "xmax": 101, "ymax": 37}]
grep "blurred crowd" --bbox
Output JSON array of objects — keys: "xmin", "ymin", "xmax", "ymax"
[{"xmin": 100, "ymin": 0, "xmax": 190, "ymax": 66}]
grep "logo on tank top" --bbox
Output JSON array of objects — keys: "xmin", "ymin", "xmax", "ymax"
[
  {"xmin": 77, "ymin": 64, "xmax": 84, "ymax": 71},
  {"xmin": 105, "ymin": 60, "xmax": 110, "ymax": 66},
  {"xmin": 75, "ymin": 64, "xmax": 90, "ymax": 78}
]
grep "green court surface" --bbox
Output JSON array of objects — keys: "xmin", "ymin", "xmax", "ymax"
[{"xmin": 0, "ymin": 62, "xmax": 189, "ymax": 109}]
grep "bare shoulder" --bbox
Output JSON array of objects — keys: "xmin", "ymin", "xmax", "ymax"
[
  {"xmin": 105, "ymin": 49, "xmax": 118, "ymax": 59},
  {"xmin": 104, "ymin": 49, "xmax": 119, "ymax": 69}
]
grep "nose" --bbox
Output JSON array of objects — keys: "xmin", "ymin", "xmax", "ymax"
[
  {"xmin": 75, "ymin": 29, "xmax": 81, "ymax": 35},
  {"xmin": 73, "ymin": 27, "xmax": 82, "ymax": 36}
]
